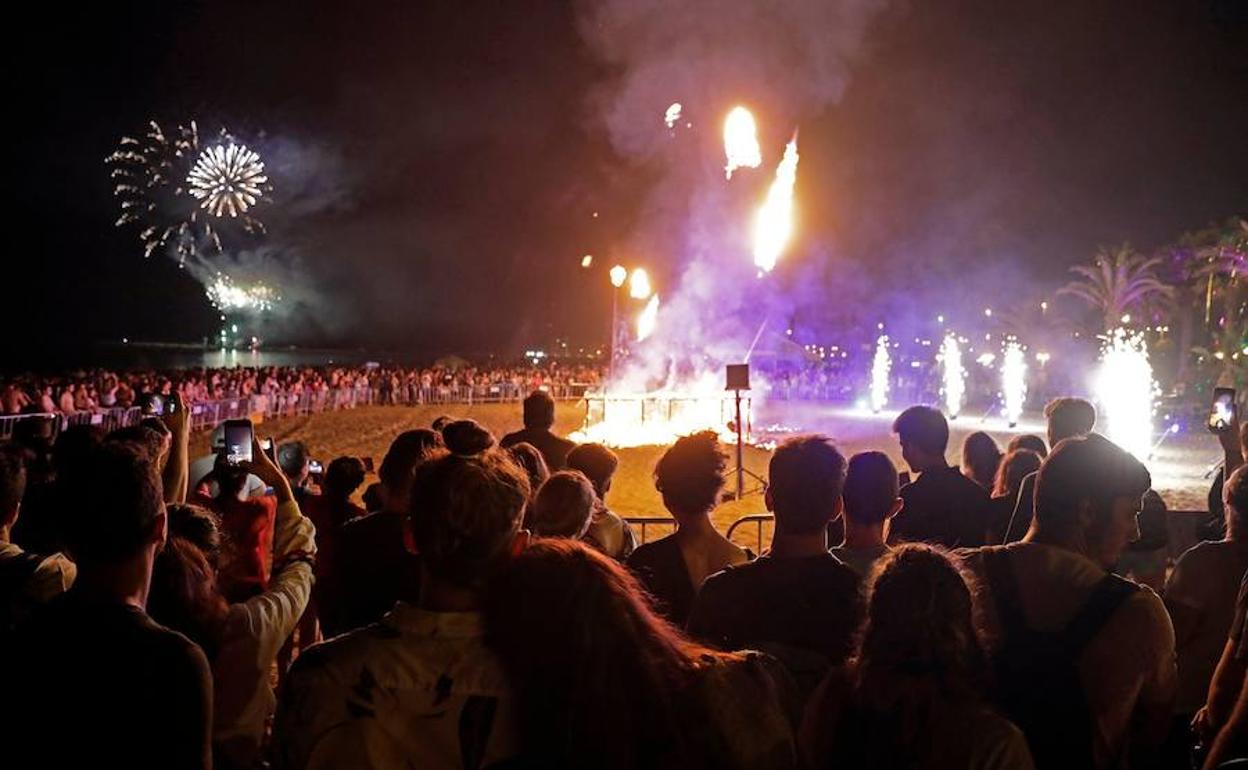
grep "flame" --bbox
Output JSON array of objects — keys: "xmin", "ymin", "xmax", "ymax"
[
  {"xmin": 1095, "ymin": 328, "xmax": 1157, "ymax": 461},
  {"xmin": 571, "ymin": 373, "xmax": 749, "ymax": 448},
  {"xmin": 609, "ymin": 264, "xmax": 628, "ymax": 288},
  {"xmin": 871, "ymin": 335, "xmax": 891, "ymax": 413},
  {"xmin": 629, "ymin": 267, "xmax": 653, "ymax": 300},
  {"xmin": 723, "ymin": 106, "xmax": 762, "ymax": 179},
  {"xmin": 752, "ymin": 134, "xmax": 799, "ymax": 273},
  {"xmin": 1001, "ymin": 339, "xmax": 1028, "ymax": 427},
  {"xmin": 940, "ymin": 333, "xmax": 966, "ymax": 418},
  {"xmin": 636, "ymin": 294, "xmax": 660, "ymax": 341}
]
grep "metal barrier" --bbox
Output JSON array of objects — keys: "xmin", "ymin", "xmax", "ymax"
[
  {"xmin": 0, "ymin": 382, "xmax": 587, "ymax": 439},
  {"xmin": 623, "ymin": 517, "xmax": 676, "ymax": 545},
  {"xmin": 725, "ymin": 514, "xmax": 775, "ymax": 554}
]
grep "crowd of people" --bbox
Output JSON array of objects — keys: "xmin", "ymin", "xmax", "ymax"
[
  {"xmin": 1, "ymin": 387, "xmax": 1246, "ymax": 769},
  {"xmin": 0, "ymin": 362, "xmax": 602, "ymax": 417}
]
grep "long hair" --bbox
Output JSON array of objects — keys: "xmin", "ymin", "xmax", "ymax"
[
  {"xmin": 149, "ymin": 519, "xmax": 230, "ymax": 658},
  {"xmin": 840, "ymin": 544, "xmax": 989, "ymax": 764},
  {"xmin": 483, "ymin": 539, "xmax": 736, "ymax": 769},
  {"xmin": 991, "ymin": 449, "xmax": 1042, "ymax": 499}
]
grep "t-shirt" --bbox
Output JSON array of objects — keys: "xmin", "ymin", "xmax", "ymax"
[
  {"xmin": 889, "ymin": 465, "xmax": 991, "ymax": 548},
  {"xmin": 628, "ymin": 534, "xmax": 698, "ymax": 626},
  {"xmin": 688, "ymin": 554, "xmax": 862, "ymax": 697},
  {"xmin": 828, "ymin": 544, "xmax": 890, "ymax": 578},
  {"xmin": 583, "ymin": 507, "xmax": 636, "ymax": 561},
  {"xmin": 274, "ymin": 605, "xmax": 519, "ymax": 770},
  {"xmin": 689, "ymin": 553, "xmax": 862, "ymax": 661},
  {"xmin": 498, "ymin": 427, "xmax": 576, "ymax": 471},
  {"xmin": 962, "ymin": 543, "xmax": 1177, "ymax": 769},
  {"xmin": 8, "ymin": 590, "xmax": 213, "ymax": 770},
  {"xmin": 1162, "ymin": 540, "xmax": 1248, "ymax": 713}
]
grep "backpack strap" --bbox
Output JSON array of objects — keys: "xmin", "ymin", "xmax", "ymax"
[{"xmin": 1055, "ymin": 572, "xmax": 1138, "ymax": 656}]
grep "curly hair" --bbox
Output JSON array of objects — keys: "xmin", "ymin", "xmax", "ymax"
[{"xmin": 654, "ymin": 431, "xmax": 726, "ymax": 517}]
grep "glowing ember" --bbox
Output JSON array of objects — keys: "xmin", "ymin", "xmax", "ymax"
[
  {"xmin": 629, "ymin": 267, "xmax": 653, "ymax": 300},
  {"xmin": 723, "ymin": 106, "xmax": 762, "ymax": 179},
  {"xmin": 609, "ymin": 264, "xmax": 628, "ymax": 288},
  {"xmin": 1095, "ymin": 327, "xmax": 1157, "ymax": 461},
  {"xmin": 636, "ymin": 294, "xmax": 660, "ymax": 341},
  {"xmin": 940, "ymin": 333, "xmax": 966, "ymax": 418},
  {"xmin": 1001, "ymin": 338, "xmax": 1028, "ymax": 427},
  {"xmin": 753, "ymin": 134, "xmax": 799, "ymax": 274},
  {"xmin": 571, "ymin": 390, "xmax": 749, "ymax": 448},
  {"xmin": 581, "ymin": 254, "xmax": 593, "ymax": 268},
  {"xmin": 664, "ymin": 102, "xmax": 683, "ymax": 128},
  {"xmin": 871, "ymin": 335, "xmax": 891, "ymax": 413}
]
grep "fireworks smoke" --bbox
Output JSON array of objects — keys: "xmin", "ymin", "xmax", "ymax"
[
  {"xmin": 636, "ymin": 294, "xmax": 660, "ymax": 341},
  {"xmin": 1001, "ymin": 338, "xmax": 1028, "ymax": 427},
  {"xmin": 1095, "ymin": 328, "xmax": 1157, "ymax": 461},
  {"xmin": 871, "ymin": 334, "xmax": 891, "ymax": 413},
  {"xmin": 940, "ymin": 333, "xmax": 966, "ymax": 418}
]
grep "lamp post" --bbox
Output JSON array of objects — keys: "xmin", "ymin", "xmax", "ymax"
[{"xmin": 608, "ymin": 265, "xmax": 628, "ymax": 391}]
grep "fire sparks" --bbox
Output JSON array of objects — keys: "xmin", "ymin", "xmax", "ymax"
[
  {"xmin": 636, "ymin": 294, "xmax": 660, "ymax": 341},
  {"xmin": 940, "ymin": 333, "xmax": 966, "ymax": 418},
  {"xmin": 572, "ymin": 380, "xmax": 748, "ymax": 448},
  {"xmin": 871, "ymin": 335, "xmax": 891, "ymax": 413},
  {"xmin": 629, "ymin": 267, "xmax": 653, "ymax": 300},
  {"xmin": 1001, "ymin": 338, "xmax": 1028, "ymax": 427},
  {"xmin": 753, "ymin": 134, "xmax": 799, "ymax": 273},
  {"xmin": 206, "ymin": 274, "xmax": 278, "ymax": 313},
  {"xmin": 1095, "ymin": 328, "xmax": 1157, "ymax": 460},
  {"xmin": 723, "ymin": 106, "xmax": 762, "ymax": 179},
  {"xmin": 665, "ymin": 102, "xmax": 683, "ymax": 128}
]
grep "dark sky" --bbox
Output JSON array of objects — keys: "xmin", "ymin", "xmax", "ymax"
[{"xmin": 8, "ymin": 0, "xmax": 1247, "ymax": 365}]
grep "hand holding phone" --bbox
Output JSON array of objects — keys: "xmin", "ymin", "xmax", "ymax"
[{"xmin": 1208, "ymin": 388, "xmax": 1237, "ymax": 434}]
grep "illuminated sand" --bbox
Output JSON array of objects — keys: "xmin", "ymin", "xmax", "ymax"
[{"xmin": 191, "ymin": 401, "xmax": 1219, "ymax": 551}]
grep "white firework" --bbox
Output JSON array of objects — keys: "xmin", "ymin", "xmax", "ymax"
[
  {"xmin": 1094, "ymin": 327, "xmax": 1157, "ymax": 461},
  {"xmin": 1001, "ymin": 338, "xmax": 1028, "ymax": 427},
  {"xmin": 940, "ymin": 333, "xmax": 966, "ymax": 418},
  {"xmin": 188, "ymin": 143, "xmax": 269, "ymax": 218},
  {"xmin": 206, "ymin": 274, "xmax": 278, "ymax": 313},
  {"xmin": 870, "ymin": 335, "xmax": 891, "ymax": 413}
]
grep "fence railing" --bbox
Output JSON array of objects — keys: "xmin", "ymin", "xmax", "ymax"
[{"xmin": 0, "ymin": 382, "xmax": 587, "ymax": 440}]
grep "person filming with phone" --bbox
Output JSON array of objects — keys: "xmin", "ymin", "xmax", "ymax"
[
  {"xmin": 1205, "ymin": 388, "xmax": 1246, "ymax": 541},
  {"xmin": 194, "ymin": 420, "xmax": 279, "ymax": 601}
]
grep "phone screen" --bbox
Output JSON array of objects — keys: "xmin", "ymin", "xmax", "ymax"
[
  {"xmin": 308, "ymin": 460, "xmax": 324, "ymax": 475},
  {"xmin": 143, "ymin": 394, "xmax": 164, "ymax": 416},
  {"xmin": 1209, "ymin": 389, "xmax": 1236, "ymax": 433},
  {"xmin": 224, "ymin": 421, "xmax": 254, "ymax": 464}
]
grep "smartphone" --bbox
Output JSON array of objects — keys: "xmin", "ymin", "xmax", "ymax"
[
  {"xmin": 140, "ymin": 393, "xmax": 165, "ymax": 416},
  {"xmin": 308, "ymin": 459, "xmax": 324, "ymax": 475},
  {"xmin": 898, "ymin": 471, "xmax": 912, "ymax": 486},
  {"xmin": 223, "ymin": 419, "xmax": 254, "ymax": 465},
  {"xmin": 1208, "ymin": 387, "xmax": 1237, "ymax": 433},
  {"xmin": 260, "ymin": 438, "xmax": 277, "ymax": 463}
]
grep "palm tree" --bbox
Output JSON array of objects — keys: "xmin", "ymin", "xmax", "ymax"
[{"xmin": 1058, "ymin": 243, "xmax": 1173, "ymax": 331}]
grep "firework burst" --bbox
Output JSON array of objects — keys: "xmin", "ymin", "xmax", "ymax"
[
  {"xmin": 106, "ymin": 120, "xmax": 270, "ymax": 264},
  {"xmin": 205, "ymin": 274, "xmax": 279, "ymax": 313},
  {"xmin": 940, "ymin": 333, "xmax": 967, "ymax": 418},
  {"xmin": 870, "ymin": 335, "xmax": 891, "ymax": 413},
  {"xmin": 1001, "ymin": 338, "xmax": 1028, "ymax": 427},
  {"xmin": 188, "ymin": 143, "xmax": 268, "ymax": 218}
]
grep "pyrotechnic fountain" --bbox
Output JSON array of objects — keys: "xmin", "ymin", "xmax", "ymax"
[
  {"xmin": 723, "ymin": 106, "xmax": 762, "ymax": 179},
  {"xmin": 870, "ymin": 335, "xmax": 891, "ymax": 413},
  {"xmin": 1095, "ymin": 328, "xmax": 1157, "ymax": 460},
  {"xmin": 753, "ymin": 135, "xmax": 799, "ymax": 274},
  {"xmin": 1001, "ymin": 338, "xmax": 1028, "ymax": 427},
  {"xmin": 940, "ymin": 333, "xmax": 966, "ymax": 419}
]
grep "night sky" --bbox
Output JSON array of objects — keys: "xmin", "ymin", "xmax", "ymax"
[{"xmin": 8, "ymin": 0, "xmax": 1247, "ymax": 366}]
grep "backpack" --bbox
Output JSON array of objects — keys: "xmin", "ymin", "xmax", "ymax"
[{"xmin": 984, "ymin": 549, "xmax": 1138, "ymax": 770}]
